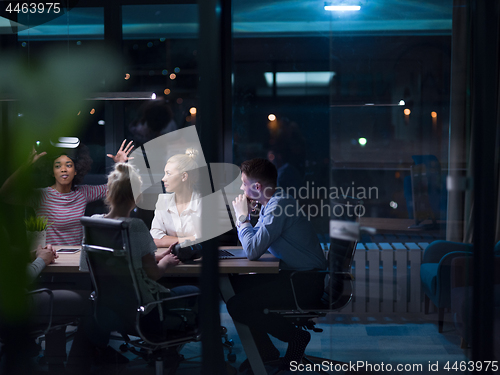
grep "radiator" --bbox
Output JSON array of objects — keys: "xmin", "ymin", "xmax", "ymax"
[{"xmin": 322, "ymin": 242, "xmax": 429, "ymax": 313}]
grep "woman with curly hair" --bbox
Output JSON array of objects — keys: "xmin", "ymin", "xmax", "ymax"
[{"xmin": 0, "ymin": 140, "xmax": 134, "ymax": 246}]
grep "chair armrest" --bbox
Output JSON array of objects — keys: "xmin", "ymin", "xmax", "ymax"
[
  {"xmin": 451, "ymin": 256, "xmax": 473, "ymax": 289},
  {"xmin": 138, "ymin": 292, "xmax": 200, "ymax": 313},
  {"xmin": 439, "ymin": 251, "xmax": 473, "ymax": 268},
  {"xmin": 26, "ymin": 288, "xmax": 54, "ymax": 335},
  {"xmin": 287, "ymin": 270, "xmax": 324, "ymax": 312},
  {"xmin": 422, "ymin": 240, "xmax": 473, "ymax": 264},
  {"xmin": 288, "ymin": 270, "xmax": 353, "ymax": 312},
  {"xmin": 434, "ymin": 251, "xmax": 473, "ymax": 301},
  {"xmin": 451, "ymin": 256, "xmax": 500, "ymax": 289},
  {"xmin": 335, "ymin": 272, "xmax": 354, "ymax": 280}
]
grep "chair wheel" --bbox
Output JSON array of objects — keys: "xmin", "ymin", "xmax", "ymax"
[
  {"xmin": 227, "ymin": 353, "xmax": 236, "ymax": 363},
  {"xmin": 119, "ymin": 343, "xmax": 129, "ymax": 352}
]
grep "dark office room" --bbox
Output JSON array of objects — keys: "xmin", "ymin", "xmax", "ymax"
[{"xmin": 1, "ymin": 0, "xmax": 499, "ymax": 374}]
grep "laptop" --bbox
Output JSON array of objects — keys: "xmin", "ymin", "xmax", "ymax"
[{"xmin": 218, "ymin": 248, "xmax": 248, "ymax": 259}]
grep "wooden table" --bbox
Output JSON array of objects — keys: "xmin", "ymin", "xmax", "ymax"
[
  {"xmin": 46, "ymin": 246, "xmax": 279, "ymax": 275},
  {"xmin": 47, "ymin": 245, "xmax": 278, "ymax": 375}
]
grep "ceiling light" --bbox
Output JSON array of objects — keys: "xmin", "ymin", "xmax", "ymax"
[
  {"xmin": 324, "ymin": 4, "xmax": 361, "ymax": 11},
  {"xmin": 264, "ymin": 72, "xmax": 335, "ymax": 87},
  {"xmin": 51, "ymin": 137, "xmax": 80, "ymax": 148}
]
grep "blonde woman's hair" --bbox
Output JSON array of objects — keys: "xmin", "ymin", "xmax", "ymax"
[
  {"xmin": 105, "ymin": 163, "xmax": 142, "ymax": 208},
  {"xmin": 167, "ymin": 148, "xmax": 199, "ymax": 184}
]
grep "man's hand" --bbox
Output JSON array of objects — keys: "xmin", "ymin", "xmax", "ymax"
[
  {"xmin": 178, "ymin": 236, "xmax": 196, "ymax": 244},
  {"xmin": 232, "ymin": 194, "xmax": 249, "ymax": 219},
  {"xmin": 35, "ymin": 244, "xmax": 58, "ymax": 266},
  {"xmin": 107, "ymin": 139, "xmax": 134, "ymax": 163},
  {"xmin": 155, "ymin": 242, "xmax": 177, "ymax": 262}
]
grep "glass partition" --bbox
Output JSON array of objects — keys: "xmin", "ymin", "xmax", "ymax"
[
  {"xmin": 121, "ymin": 4, "xmax": 199, "ymax": 148},
  {"xmin": 231, "ymin": 0, "xmax": 471, "ymax": 370}
]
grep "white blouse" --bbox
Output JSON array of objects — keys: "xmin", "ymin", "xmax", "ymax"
[{"xmin": 150, "ymin": 191, "xmax": 202, "ymax": 242}]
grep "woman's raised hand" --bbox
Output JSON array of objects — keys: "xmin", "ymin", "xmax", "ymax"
[
  {"xmin": 30, "ymin": 146, "xmax": 47, "ymax": 164},
  {"xmin": 107, "ymin": 139, "xmax": 135, "ymax": 163}
]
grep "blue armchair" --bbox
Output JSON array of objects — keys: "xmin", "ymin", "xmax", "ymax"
[
  {"xmin": 451, "ymin": 256, "xmax": 500, "ymax": 351},
  {"xmin": 420, "ymin": 240, "xmax": 473, "ymax": 332}
]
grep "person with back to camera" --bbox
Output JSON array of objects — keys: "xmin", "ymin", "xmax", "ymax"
[
  {"xmin": 75, "ymin": 163, "xmax": 199, "ymax": 374},
  {"xmin": 81, "ymin": 162, "xmax": 199, "ymax": 296},
  {"xmin": 3, "ymin": 243, "xmax": 93, "ymax": 375},
  {"xmin": 0, "ymin": 140, "xmax": 134, "ymax": 246},
  {"xmin": 228, "ymin": 158, "xmax": 327, "ymax": 371},
  {"xmin": 150, "ymin": 148, "xmax": 202, "ymax": 248}
]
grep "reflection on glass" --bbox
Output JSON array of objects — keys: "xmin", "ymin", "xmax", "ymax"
[{"xmin": 18, "ymin": 8, "xmax": 104, "ymax": 40}]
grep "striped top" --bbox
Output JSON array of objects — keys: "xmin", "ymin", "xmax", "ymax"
[{"xmin": 30, "ymin": 185, "xmax": 107, "ymax": 246}]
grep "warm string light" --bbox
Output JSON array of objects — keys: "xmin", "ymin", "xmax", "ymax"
[
  {"xmin": 431, "ymin": 111, "xmax": 437, "ymax": 129},
  {"xmin": 267, "ymin": 114, "xmax": 278, "ymax": 133},
  {"xmin": 404, "ymin": 108, "xmax": 410, "ymax": 125}
]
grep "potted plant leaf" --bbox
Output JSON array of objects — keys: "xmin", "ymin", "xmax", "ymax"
[{"xmin": 25, "ymin": 216, "xmax": 50, "ymax": 249}]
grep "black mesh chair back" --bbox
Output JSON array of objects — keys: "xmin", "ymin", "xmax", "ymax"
[
  {"xmin": 81, "ymin": 217, "xmax": 140, "ymax": 335},
  {"xmin": 323, "ymin": 198, "xmax": 359, "ymax": 310},
  {"xmin": 323, "ymin": 237, "xmax": 356, "ymax": 310}
]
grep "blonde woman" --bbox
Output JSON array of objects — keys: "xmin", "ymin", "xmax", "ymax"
[{"xmin": 150, "ymin": 148, "xmax": 202, "ymax": 248}]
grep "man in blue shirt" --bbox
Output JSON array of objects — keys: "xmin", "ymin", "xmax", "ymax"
[{"xmin": 228, "ymin": 158, "xmax": 327, "ymax": 371}]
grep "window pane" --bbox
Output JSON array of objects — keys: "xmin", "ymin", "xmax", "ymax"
[{"xmin": 231, "ymin": 0, "xmax": 464, "ymax": 369}]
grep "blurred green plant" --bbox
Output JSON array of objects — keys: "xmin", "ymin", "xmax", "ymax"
[
  {"xmin": 0, "ymin": 45, "xmax": 122, "ymax": 324},
  {"xmin": 24, "ymin": 216, "xmax": 49, "ymax": 232}
]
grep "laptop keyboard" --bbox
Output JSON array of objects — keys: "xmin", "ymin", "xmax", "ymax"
[{"xmin": 218, "ymin": 249, "xmax": 236, "ymax": 259}]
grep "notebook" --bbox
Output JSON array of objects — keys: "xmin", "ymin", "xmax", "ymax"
[{"xmin": 218, "ymin": 248, "xmax": 248, "ymax": 259}]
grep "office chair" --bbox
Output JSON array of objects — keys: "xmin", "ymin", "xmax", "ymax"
[
  {"xmin": 0, "ymin": 288, "xmax": 79, "ymax": 367},
  {"xmin": 421, "ymin": 240, "xmax": 500, "ymax": 333},
  {"xmin": 80, "ymin": 216, "xmax": 201, "ymax": 375},
  {"xmin": 451, "ymin": 256, "xmax": 500, "ymax": 353},
  {"xmin": 267, "ymin": 236, "xmax": 356, "ymax": 374},
  {"xmin": 420, "ymin": 240, "xmax": 474, "ymax": 332}
]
